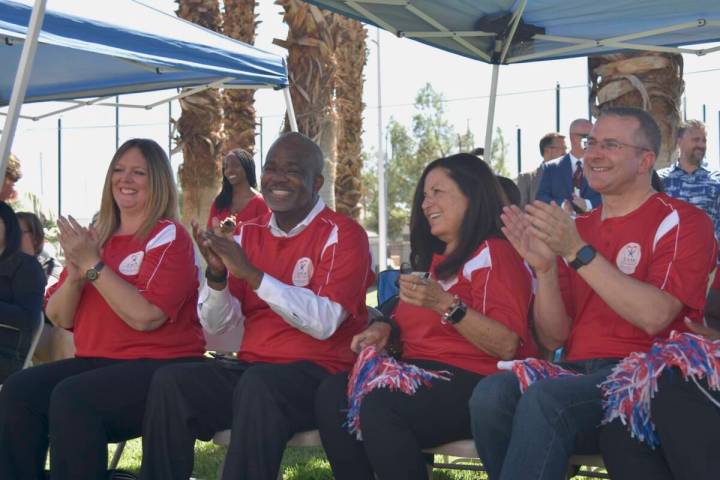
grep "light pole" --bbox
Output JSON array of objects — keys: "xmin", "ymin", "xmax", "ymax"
[{"xmin": 375, "ymin": 27, "xmax": 387, "ymax": 271}]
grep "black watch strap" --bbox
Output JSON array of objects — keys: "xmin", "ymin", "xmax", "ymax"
[
  {"xmin": 569, "ymin": 245, "xmax": 597, "ymax": 270},
  {"xmin": 205, "ymin": 268, "xmax": 228, "ymax": 283}
]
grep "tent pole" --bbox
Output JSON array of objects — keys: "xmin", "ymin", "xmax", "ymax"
[
  {"xmin": 283, "ymin": 87, "xmax": 298, "ymax": 132},
  {"xmin": 483, "ymin": 63, "xmax": 500, "ymax": 162},
  {"xmin": 57, "ymin": 118, "xmax": 61, "ymax": 216},
  {"xmin": 0, "ymin": 0, "xmax": 47, "ymax": 181},
  {"xmin": 376, "ymin": 27, "xmax": 387, "ymax": 272},
  {"xmin": 115, "ymin": 95, "xmax": 120, "ymax": 150}
]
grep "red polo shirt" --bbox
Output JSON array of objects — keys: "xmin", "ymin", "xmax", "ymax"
[
  {"xmin": 396, "ymin": 238, "xmax": 532, "ymax": 375},
  {"xmin": 562, "ymin": 193, "xmax": 717, "ymax": 361}
]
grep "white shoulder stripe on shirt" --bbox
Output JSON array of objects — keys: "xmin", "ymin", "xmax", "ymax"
[
  {"xmin": 321, "ymin": 225, "xmax": 339, "ymax": 258},
  {"xmin": 462, "ymin": 244, "xmax": 491, "ymax": 280},
  {"xmin": 145, "ymin": 223, "xmax": 176, "ymax": 252},
  {"xmin": 653, "ymin": 210, "xmax": 679, "ymax": 252}
]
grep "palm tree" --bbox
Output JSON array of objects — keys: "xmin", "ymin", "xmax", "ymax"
[
  {"xmin": 223, "ymin": 0, "xmax": 258, "ymax": 153},
  {"xmin": 334, "ymin": 17, "xmax": 367, "ymax": 219},
  {"xmin": 589, "ymin": 52, "xmax": 684, "ymax": 169},
  {"xmin": 175, "ymin": 0, "xmax": 225, "ymax": 225},
  {"xmin": 275, "ymin": 0, "xmax": 339, "ymax": 209}
]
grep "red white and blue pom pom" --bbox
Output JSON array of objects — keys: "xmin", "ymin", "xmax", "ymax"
[
  {"xmin": 345, "ymin": 346, "xmax": 452, "ymax": 439},
  {"xmin": 600, "ymin": 331, "xmax": 720, "ymax": 448},
  {"xmin": 498, "ymin": 358, "xmax": 579, "ymax": 393}
]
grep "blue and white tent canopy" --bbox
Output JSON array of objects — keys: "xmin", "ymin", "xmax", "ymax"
[
  {"xmin": 304, "ymin": 0, "xmax": 720, "ymax": 64},
  {"xmin": 0, "ymin": 0, "xmax": 288, "ymax": 106}
]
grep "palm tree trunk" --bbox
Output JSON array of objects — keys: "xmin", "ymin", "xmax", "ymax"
[
  {"xmin": 175, "ymin": 0, "xmax": 225, "ymax": 225},
  {"xmin": 589, "ymin": 52, "xmax": 684, "ymax": 169},
  {"xmin": 334, "ymin": 17, "xmax": 367, "ymax": 219},
  {"xmin": 274, "ymin": 0, "xmax": 339, "ymax": 209},
  {"xmin": 223, "ymin": 0, "xmax": 258, "ymax": 153}
]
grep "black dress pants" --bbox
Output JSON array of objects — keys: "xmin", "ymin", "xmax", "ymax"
[
  {"xmin": 138, "ymin": 359, "xmax": 329, "ymax": 480},
  {"xmin": 0, "ymin": 356, "xmax": 198, "ymax": 480},
  {"xmin": 315, "ymin": 359, "xmax": 483, "ymax": 480},
  {"xmin": 599, "ymin": 367, "xmax": 720, "ymax": 480}
]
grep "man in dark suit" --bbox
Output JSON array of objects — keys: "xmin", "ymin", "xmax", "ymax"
[
  {"xmin": 517, "ymin": 132, "xmax": 566, "ymax": 207},
  {"xmin": 536, "ymin": 118, "xmax": 601, "ymax": 213}
]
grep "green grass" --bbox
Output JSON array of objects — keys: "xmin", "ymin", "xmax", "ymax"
[{"xmin": 109, "ymin": 440, "xmax": 606, "ymax": 480}]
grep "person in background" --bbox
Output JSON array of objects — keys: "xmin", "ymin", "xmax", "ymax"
[
  {"xmin": 0, "ymin": 203, "xmax": 46, "ymax": 384},
  {"xmin": 658, "ymin": 120, "xmax": 720, "ymax": 239},
  {"xmin": 207, "ymin": 148, "xmax": 269, "ymax": 228},
  {"xmin": 315, "ymin": 153, "xmax": 532, "ymax": 479},
  {"xmin": 16, "ymin": 212, "xmax": 62, "ymax": 286},
  {"xmin": 17, "ymin": 211, "xmax": 75, "ymax": 363},
  {"xmin": 536, "ymin": 118, "xmax": 600, "ymax": 214},
  {"xmin": 0, "ymin": 154, "xmax": 22, "ymax": 202},
  {"xmin": 517, "ymin": 132, "xmax": 567, "ymax": 207},
  {"xmin": 497, "ymin": 176, "xmax": 522, "ymax": 207},
  {"xmin": 0, "ymin": 139, "xmax": 205, "ymax": 480}
]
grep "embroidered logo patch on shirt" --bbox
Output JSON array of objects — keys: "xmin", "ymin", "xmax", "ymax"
[
  {"xmin": 616, "ymin": 242, "xmax": 642, "ymax": 275},
  {"xmin": 292, "ymin": 257, "xmax": 314, "ymax": 287},
  {"xmin": 119, "ymin": 251, "xmax": 144, "ymax": 276}
]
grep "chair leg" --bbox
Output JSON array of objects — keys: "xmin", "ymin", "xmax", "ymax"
[
  {"xmin": 109, "ymin": 441, "xmax": 126, "ymax": 470},
  {"xmin": 218, "ymin": 455, "xmax": 226, "ymax": 480}
]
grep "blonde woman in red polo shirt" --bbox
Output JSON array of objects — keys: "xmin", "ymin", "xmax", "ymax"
[
  {"xmin": 315, "ymin": 153, "xmax": 533, "ymax": 479},
  {"xmin": 0, "ymin": 139, "xmax": 205, "ymax": 480}
]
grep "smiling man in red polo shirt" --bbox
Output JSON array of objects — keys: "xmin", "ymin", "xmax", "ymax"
[
  {"xmin": 469, "ymin": 107, "xmax": 717, "ymax": 480},
  {"xmin": 138, "ymin": 132, "xmax": 374, "ymax": 480}
]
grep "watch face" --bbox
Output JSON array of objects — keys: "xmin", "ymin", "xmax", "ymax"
[{"xmin": 86, "ymin": 269, "xmax": 99, "ymax": 282}]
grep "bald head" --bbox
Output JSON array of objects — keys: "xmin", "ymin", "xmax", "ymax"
[
  {"xmin": 569, "ymin": 118, "xmax": 593, "ymax": 157},
  {"xmin": 268, "ymin": 132, "xmax": 324, "ymax": 177},
  {"xmin": 261, "ymin": 132, "xmax": 325, "ymax": 231}
]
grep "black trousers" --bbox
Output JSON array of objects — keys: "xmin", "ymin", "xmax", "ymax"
[
  {"xmin": 315, "ymin": 359, "xmax": 484, "ymax": 480},
  {"xmin": 0, "ymin": 356, "xmax": 199, "ymax": 480},
  {"xmin": 138, "ymin": 359, "xmax": 329, "ymax": 480},
  {"xmin": 599, "ymin": 367, "xmax": 720, "ymax": 480}
]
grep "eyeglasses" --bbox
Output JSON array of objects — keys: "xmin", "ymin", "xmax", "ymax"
[{"xmin": 582, "ymin": 138, "xmax": 651, "ymax": 152}]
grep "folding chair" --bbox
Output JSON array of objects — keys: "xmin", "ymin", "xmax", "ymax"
[
  {"xmin": 22, "ymin": 312, "xmax": 44, "ymax": 369},
  {"xmin": 0, "ymin": 311, "xmax": 44, "ymax": 389}
]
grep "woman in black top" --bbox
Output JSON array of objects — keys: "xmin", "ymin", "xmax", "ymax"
[{"xmin": 0, "ymin": 202, "xmax": 46, "ymax": 383}]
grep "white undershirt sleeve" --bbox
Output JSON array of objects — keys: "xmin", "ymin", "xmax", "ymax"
[
  {"xmin": 197, "ymin": 281, "xmax": 245, "ymax": 335},
  {"xmin": 255, "ymin": 273, "xmax": 348, "ymax": 340}
]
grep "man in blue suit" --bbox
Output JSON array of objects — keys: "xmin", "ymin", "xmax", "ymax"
[{"xmin": 536, "ymin": 118, "xmax": 600, "ymax": 213}]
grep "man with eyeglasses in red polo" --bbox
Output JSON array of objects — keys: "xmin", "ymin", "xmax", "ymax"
[
  {"xmin": 469, "ymin": 107, "xmax": 716, "ymax": 480},
  {"xmin": 536, "ymin": 118, "xmax": 601, "ymax": 214}
]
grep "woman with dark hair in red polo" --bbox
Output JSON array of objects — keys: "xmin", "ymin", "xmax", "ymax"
[
  {"xmin": 207, "ymin": 148, "xmax": 268, "ymax": 228},
  {"xmin": 0, "ymin": 139, "xmax": 204, "ymax": 480},
  {"xmin": 315, "ymin": 153, "xmax": 533, "ymax": 479}
]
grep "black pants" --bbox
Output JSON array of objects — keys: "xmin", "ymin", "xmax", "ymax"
[
  {"xmin": 0, "ymin": 356, "xmax": 199, "ymax": 480},
  {"xmin": 315, "ymin": 359, "xmax": 484, "ymax": 480},
  {"xmin": 138, "ymin": 359, "xmax": 329, "ymax": 480},
  {"xmin": 599, "ymin": 367, "xmax": 720, "ymax": 480}
]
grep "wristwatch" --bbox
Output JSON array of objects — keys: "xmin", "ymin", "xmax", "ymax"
[
  {"xmin": 441, "ymin": 295, "xmax": 468, "ymax": 325},
  {"xmin": 569, "ymin": 245, "xmax": 597, "ymax": 270},
  {"xmin": 85, "ymin": 261, "xmax": 105, "ymax": 282}
]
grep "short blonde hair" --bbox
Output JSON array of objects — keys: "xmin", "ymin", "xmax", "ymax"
[
  {"xmin": 5, "ymin": 153, "xmax": 21, "ymax": 182},
  {"xmin": 94, "ymin": 139, "xmax": 178, "ymax": 245}
]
